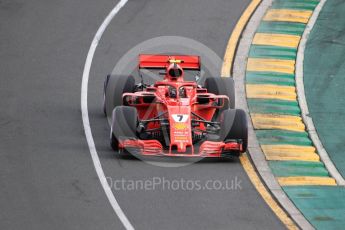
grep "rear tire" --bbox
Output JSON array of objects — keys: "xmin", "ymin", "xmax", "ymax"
[
  {"xmin": 110, "ymin": 106, "xmax": 138, "ymax": 151},
  {"xmin": 103, "ymin": 74, "xmax": 110, "ymax": 116},
  {"xmin": 103, "ymin": 74, "xmax": 135, "ymax": 116},
  {"xmin": 219, "ymin": 109, "xmax": 248, "ymax": 152},
  {"xmin": 204, "ymin": 77, "xmax": 235, "ymax": 109}
]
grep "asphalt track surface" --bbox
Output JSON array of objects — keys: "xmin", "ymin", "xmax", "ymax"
[{"xmin": 0, "ymin": 0, "xmax": 285, "ymax": 229}]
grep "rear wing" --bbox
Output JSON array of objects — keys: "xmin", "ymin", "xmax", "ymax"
[{"xmin": 139, "ymin": 54, "xmax": 200, "ymax": 70}]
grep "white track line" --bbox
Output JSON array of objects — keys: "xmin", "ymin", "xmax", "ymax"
[
  {"xmin": 296, "ymin": 0, "xmax": 345, "ymax": 186},
  {"xmin": 81, "ymin": 0, "xmax": 134, "ymax": 229}
]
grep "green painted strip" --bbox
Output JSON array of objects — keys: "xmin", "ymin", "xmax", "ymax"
[
  {"xmin": 255, "ymin": 129, "xmax": 313, "ymax": 146},
  {"xmin": 248, "ymin": 99, "xmax": 301, "ymax": 115},
  {"xmin": 246, "ymin": 71, "xmax": 295, "ymax": 86},
  {"xmin": 271, "ymin": 0, "xmax": 319, "ymax": 11},
  {"xmin": 257, "ymin": 21, "xmax": 306, "ymax": 36},
  {"xmin": 284, "ymin": 186, "xmax": 345, "ymax": 201},
  {"xmin": 269, "ymin": 161, "xmax": 329, "ymax": 177},
  {"xmin": 283, "ymin": 186, "xmax": 345, "ymax": 229},
  {"xmin": 249, "ymin": 45, "xmax": 297, "ymax": 60}
]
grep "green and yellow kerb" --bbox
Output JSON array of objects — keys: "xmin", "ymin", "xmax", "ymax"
[{"xmin": 245, "ymin": 0, "xmax": 336, "ymax": 186}]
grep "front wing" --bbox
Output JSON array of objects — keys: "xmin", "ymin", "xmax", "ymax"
[{"xmin": 118, "ymin": 139, "xmax": 243, "ymax": 157}]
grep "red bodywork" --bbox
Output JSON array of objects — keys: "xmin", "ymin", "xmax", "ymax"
[{"xmin": 118, "ymin": 54, "xmax": 242, "ymax": 157}]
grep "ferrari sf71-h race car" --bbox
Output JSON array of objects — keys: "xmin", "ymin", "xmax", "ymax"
[{"xmin": 103, "ymin": 54, "xmax": 248, "ymax": 157}]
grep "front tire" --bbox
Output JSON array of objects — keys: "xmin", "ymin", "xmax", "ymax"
[
  {"xmin": 219, "ymin": 109, "xmax": 248, "ymax": 152},
  {"xmin": 110, "ymin": 106, "xmax": 138, "ymax": 151}
]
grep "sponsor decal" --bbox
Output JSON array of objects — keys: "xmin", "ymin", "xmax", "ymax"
[
  {"xmin": 175, "ymin": 136, "xmax": 188, "ymax": 141},
  {"xmin": 174, "ymin": 123, "xmax": 188, "ymax": 130}
]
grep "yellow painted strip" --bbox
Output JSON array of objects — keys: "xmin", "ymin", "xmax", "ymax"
[
  {"xmin": 247, "ymin": 58, "xmax": 295, "ymax": 74},
  {"xmin": 246, "ymin": 84, "xmax": 297, "ymax": 101},
  {"xmin": 262, "ymin": 145, "xmax": 316, "ymax": 155},
  {"xmin": 221, "ymin": 0, "xmax": 262, "ymax": 77},
  {"xmin": 253, "ymin": 33, "xmax": 301, "ymax": 48},
  {"xmin": 267, "ymin": 155, "xmax": 320, "ymax": 162},
  {"xmin": 263, "ymin": 9, "xmax": 313, "ymax": 24},
  {"xmin": 240, "ymin": 154, "xmax": 297, "ymax": 229},
  {"xmin": 251, "ymin": 113, "xmax": 305, "ymax": 132},
  {"xmin": 261, "ymin": 145, "xmax": 320, "ymax": 162},
  {"xmin": 278, "ymin": 176, "xmax": 337, "ymax": 186}
]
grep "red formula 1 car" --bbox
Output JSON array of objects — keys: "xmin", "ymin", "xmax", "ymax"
[{"xmin": 103, "ymin": 54, "xmax": 247, "ymax": 157}]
